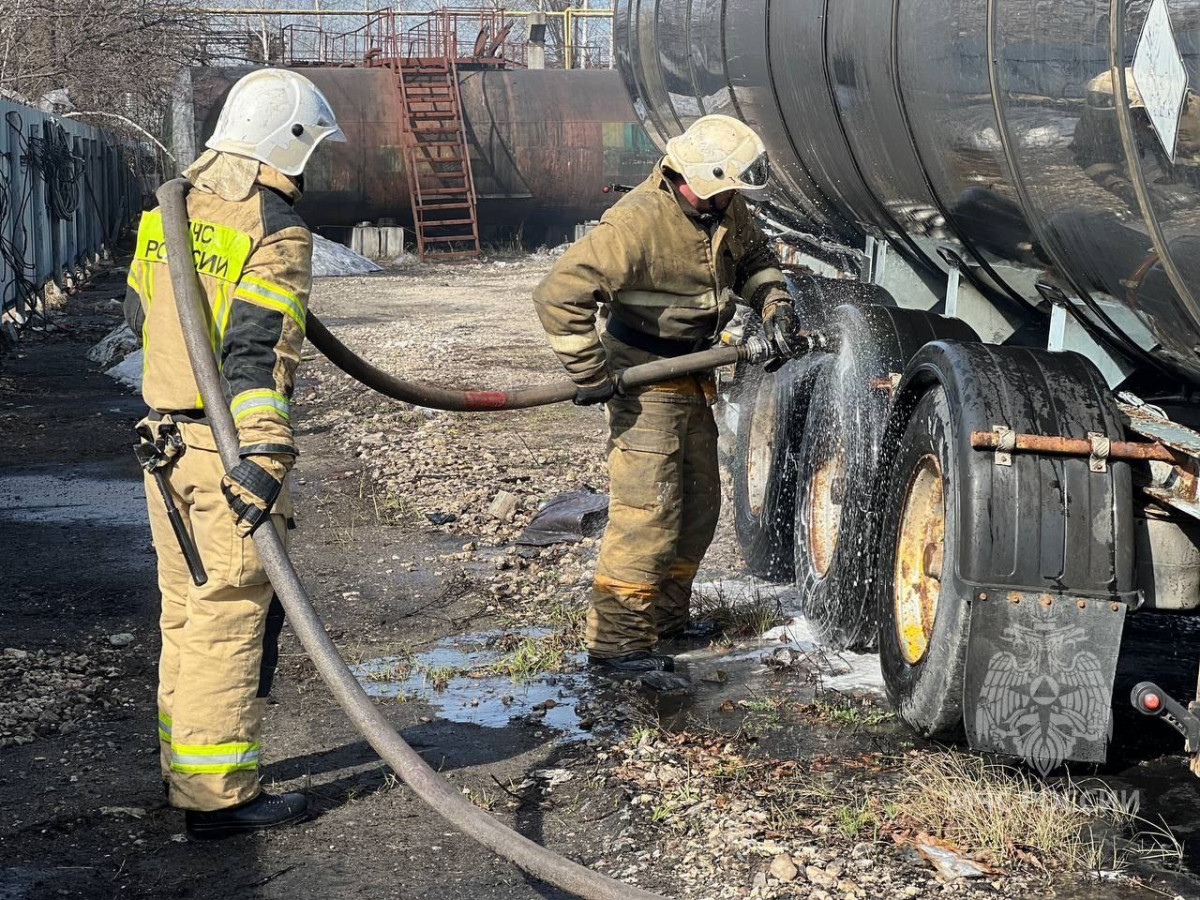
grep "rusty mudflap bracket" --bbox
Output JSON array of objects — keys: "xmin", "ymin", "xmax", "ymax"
[{"xmin": 963, "ymin": 589, "xmax": 1129, "ymax": 770}]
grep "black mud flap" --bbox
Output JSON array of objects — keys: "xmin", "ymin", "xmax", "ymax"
[{"xmin": 964, "ymin": 591, "xmax": 1127, "ymax": 772}]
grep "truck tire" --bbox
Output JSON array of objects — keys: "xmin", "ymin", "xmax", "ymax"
[
  {"xmin": 730, "ymin": 355, "xmax": 824, "ymax": 580},
  {"xmin": 792, "ymin": 354, "xmax": 877, "ymax": 648},
  {"xmin": 875, "ymin": 384, "xmax": 968, "ymax": 737},
  {"xmin": 792, "ymin": 304, "xmax": 978, "ymax": 650},
  {"xmin": 871, "ymin": 342, "xmax": 1134, "ymax": 745}
]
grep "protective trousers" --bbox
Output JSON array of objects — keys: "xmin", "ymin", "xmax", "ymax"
[
  {"xmin": 143, "ymin": 421, "xmax": 291, "ymax": 811},
  {"xmin": 587, "ymin": 369, "xmax": 721, "ymax": 658}
]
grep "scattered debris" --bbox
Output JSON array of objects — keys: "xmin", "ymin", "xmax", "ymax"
[
  {"xmin": 487, "ymin": 490, "xmax": 520, "ymax": 523},
  {"xmin": 516, "ymin": 489, "xmax": 608, "ymax": 546},
  {"xmin": 99, "ymin": 806, "xmax": 147, "ymax": 819},
  {"xmin": 531, "ymin": 768, "xmax": 574, "ymax": 789},
  {"xmin": 107, "ymin": 633, "xmax": 135, "ymax": 647},
  {"xmin": 0, "ymin": 646, "xmax": 126, "ymax": 748}
]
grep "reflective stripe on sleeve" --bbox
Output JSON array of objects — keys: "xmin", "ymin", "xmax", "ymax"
[
  {"xmin": 169, "ymin": 740, "xmax": 260, "ymax": 775},
  {"xmin": 157, "ymin": 711, "xmax": 172, "ymax": 743},
  {"xmin": 231, "ymin": 388, "xmax": 291, "ymax": 423},
  {"xmin": 126, "ymin": 262, "xmax": 144, "ymax": 296},
  {"xmin": 234, "ymin": 275, "xmax": 306, "ymax": 329}
]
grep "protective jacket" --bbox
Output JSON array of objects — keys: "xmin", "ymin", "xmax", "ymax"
[
  {"xmin": 534, "ymin": 162, "xmax": 792, "ymax": 659},
  {"xmin": 532, "ymin": 163, "xmax": 789, "ymax": 388},
  {"xmin": 124, "ymin": 158, "xmax": 310, "ymax": 811},
  {"xmin": 124, "ymin": 164, "xmax": 312, "ymax": 461}
]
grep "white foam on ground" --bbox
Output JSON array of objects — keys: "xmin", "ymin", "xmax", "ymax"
[
  {"xmin": 313, "ymin": 233, "xmax": 383, "ymax": 277},
  {"xmin": 686, "ymin": 574, "xmax": 886, "ymax": 694},
  {"xmin": 763, "ymin": 617, "xmax": 885, "ymax": 694},
  {"xmin": 105, "ymin": 350, "xmax": 143, "ymax": 392}
]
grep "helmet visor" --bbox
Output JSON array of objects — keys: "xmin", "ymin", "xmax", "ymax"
[{"xmin": 739, "ymin": 152, "xmax": 770, "ymax": 189}]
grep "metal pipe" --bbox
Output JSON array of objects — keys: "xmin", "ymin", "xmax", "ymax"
[
  {"xmin": 157, "ymin": 178, "xmax": 666, "ymax": 900},
  {"xmin": 195, "ymin": 8, "xmax": 614, "ymax": 17},
  {"xmin": 970, "ymin": 430, "xmax": 1175, "ymax": 462}
]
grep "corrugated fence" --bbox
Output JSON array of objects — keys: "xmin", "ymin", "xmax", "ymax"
[{"xmin": 1, "ymin": 97, "xmax": 146, "ymax": 324}]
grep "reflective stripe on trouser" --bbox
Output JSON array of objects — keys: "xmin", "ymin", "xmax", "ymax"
[
  {"xmin": 587, "ymin": 385, "xmax": 721, "ymax": 657},
  {"xmin": 146, "ymin": 422, "xmax": 292, "ymax": 812}
]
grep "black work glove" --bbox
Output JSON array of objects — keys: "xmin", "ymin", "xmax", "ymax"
[
  {"xmin": 574, "ymin": 376, "xmax": 616, "ymax": 406},
  {"xmin": 762, "ymin": 301, "xmax": 801, "ymax": 370},
  {"xmin": 221, "ymin": 454, "xmax": 288, "ymax": 537}
]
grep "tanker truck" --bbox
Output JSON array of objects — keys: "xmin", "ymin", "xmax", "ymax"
[{"xmin": 613, "ymin": 0, "xmax": 1200, "ymax": 773}]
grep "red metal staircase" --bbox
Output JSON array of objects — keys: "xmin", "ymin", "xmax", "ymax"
[{"xmin": 395, "ymin": 56, "xmax": 481, "ymax": 260}]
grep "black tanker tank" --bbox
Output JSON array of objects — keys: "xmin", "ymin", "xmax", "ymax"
[
  {"xmin": 614, "ymin": 0, "xmax": 1200, "ymax": 384},
  {"xmin": 181, "ymin": 66, "xmax": 659, "ymax": 245}
]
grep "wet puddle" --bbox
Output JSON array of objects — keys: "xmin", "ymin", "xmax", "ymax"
[
  {"xmin": 0, "ymin": 465, "xmax": 143, "ymax": 525},
  {"xmin": 350, "ymin": 583, "xmax": 887, "ymax": 746},
  {"xmin": 351, "ymin": 629, "xmax": 596, "ymax": 739}
]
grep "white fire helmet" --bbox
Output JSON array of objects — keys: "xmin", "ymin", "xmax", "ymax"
[
  {"xmin": 206, "ymin": 68, "xmax": 346, "ymax": 177},
  {"xmin": 663, "ymin": 115, "xmax": 770, "ymax": 199}
]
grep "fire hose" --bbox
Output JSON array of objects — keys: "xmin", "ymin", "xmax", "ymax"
[
  {"xmin": 158, "ymin": 177, "xmax": 808, "ymax": 899},
  {"xmin": 305, "ymin": 312, "xmax": 781, "ymax": 411}
]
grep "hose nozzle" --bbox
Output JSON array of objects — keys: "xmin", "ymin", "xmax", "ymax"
[
  {"xmin": 741, "ymin": 325, "xmax": 839, "ymax": 368},
  {"xmin": 796, "ymin": 326, "xmax": 839, "ymax": 356}
]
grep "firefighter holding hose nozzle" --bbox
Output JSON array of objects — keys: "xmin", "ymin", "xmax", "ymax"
[
  {"xmin": 124, "ymin": 69, "xmax": 344, "ymax": 839},
  {"xmin": 533, "ymin": 115, "xmax": 802, "ymax": 678}
]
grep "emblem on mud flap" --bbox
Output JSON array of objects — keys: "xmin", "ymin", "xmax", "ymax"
[{"xmin": 973, "ymin": 602, "xmax": 1111, "ymax": 775}]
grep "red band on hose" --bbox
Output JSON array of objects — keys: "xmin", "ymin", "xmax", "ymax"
[{"xmin": 464, "ymin": 391, "xmax": 511, "ymax": 410}]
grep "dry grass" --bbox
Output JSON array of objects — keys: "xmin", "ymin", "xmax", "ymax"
[
  {"xmin": 896, "ymin": 755, "xmax": 1182, "ymax": 871},
  {"xmin": 693, "ymin": 581, "xmax": 788, "ymax": 640}
]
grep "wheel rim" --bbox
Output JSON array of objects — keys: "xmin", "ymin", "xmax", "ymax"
[
  {"xmin": 746, "ymin": 374, "xmax": 778, "ymax": 518},
  {"xmin": 893, "ymin": 453, "xmax": 945, "ymax": 665},
  {"xmin": 805, "ymin": 437, "xmax": 845, "ymax": 578}
]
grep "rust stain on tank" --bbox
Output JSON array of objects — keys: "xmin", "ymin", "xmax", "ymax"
[{"xmin": 189, "ymin": 66, "xmax": 657, "ymax": 241}]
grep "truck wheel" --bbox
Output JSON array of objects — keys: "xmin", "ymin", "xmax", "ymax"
[
  {"xmin": 792, "ymin": 354, "xmax": 880, "ymax": 648},
  {"xmin": 730, "ymin": 355, "xmax": 824, "ymax": 580},
  {"xmin": 876, "ymin": 385, "xmax": 968, "ymax": 738},
  {"xmin": 792, "ymin": 304, "xmax": 978, "ymax": 650}
]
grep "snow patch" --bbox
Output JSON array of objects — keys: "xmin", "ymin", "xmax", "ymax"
[
  {"xmin": 312, "ymin": 233, "xmax": 383, "ymax": 277},
  {"xmin": 105, "ymin": 350, "xmax": 143, "ymax": 392},
  {"xmin": 87, "ymin": 324, "xmax": 138, "ymax": 367}
]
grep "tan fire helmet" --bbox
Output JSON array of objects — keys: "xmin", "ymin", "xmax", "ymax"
[{"xmin": 662, "ymin": 115, "xmax": 770, "ymax": 199}]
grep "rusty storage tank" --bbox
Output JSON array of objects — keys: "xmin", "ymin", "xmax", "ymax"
[
  {"xmin": 182, "ymin": 66, "xmax": 659, "ymax": 244},
  {"xmin": 614, "ymin": 0, "xmax": 1200, "ymax": 384}
]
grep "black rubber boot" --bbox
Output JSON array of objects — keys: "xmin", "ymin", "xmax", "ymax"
[
  {"xmin": 185, "ymin": 791, "xmax": 309, "ymax": 840},
  {"xmin": 587, "ymin": 650, "xmax": 675, "ymax": 674}
]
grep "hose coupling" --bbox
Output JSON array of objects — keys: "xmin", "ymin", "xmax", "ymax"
[{"xmin": 739, "ymin": 334, "xmax": 776, "ymax": 365}]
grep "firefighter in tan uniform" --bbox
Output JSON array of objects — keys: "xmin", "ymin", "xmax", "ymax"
[
  {"xmin": 533, "ymin": 116, "xmax": 801, "ymax": 675},
  {"xmin": 124, "ymin": 69, "xmax": 344, "ymax": 838}
]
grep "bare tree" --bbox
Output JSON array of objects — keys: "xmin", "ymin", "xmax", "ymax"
[{"xmin": 0, "ymin": 0, "xmax": 212, "ymax": 143}]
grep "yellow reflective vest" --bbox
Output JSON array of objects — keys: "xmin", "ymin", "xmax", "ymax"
[{"xmin": 124, "ymin": 166, "xmax": 312, "ymax": 457}]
